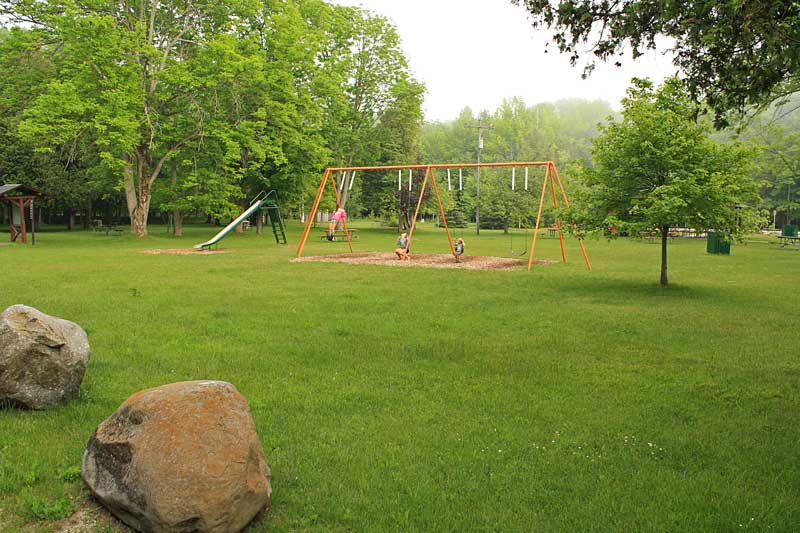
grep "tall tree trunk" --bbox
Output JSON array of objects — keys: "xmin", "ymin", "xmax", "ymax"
[
  {"xmin": 256, "ymin": 211, "xmax": 264, "ymax": 235},
  {"xmin": 67, "ymin": 209, "xmax": 75, "ymax": 231},
  {"xmin": 660, "ymin": 224, "xmax": 669, "ymax": 286},
  {"xmin": 83, "ymin": 201, "xmax": 92, "ymax": 230},
  {"xmin": 124, "ymin": 147, "xmax": 172, "ymax": 237},
  {"xmin": 171, "ymin": 160, "xmax": 182, "ymax": 237},
  {"xmin": 122, "ymin": 155, "xmax": 138, "ymax": 234},
  {"xmin": 339, "ymin": 155, "xmax": 355, "ymax": 208},
  {"xmin": 234, "ymin": 201, "xmax": 245, "ymax": 233},
  {"xmin": 172, "ymin": 208, "xmax": 183, "ymax": 237},
  {"xmin": 131, "ymin": 189, "xmax": 151, "ymax": 237}
]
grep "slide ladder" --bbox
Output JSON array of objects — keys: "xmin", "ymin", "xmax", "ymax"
[
  {"xmin": 194, "ymin": 191, "xmax": 274, "ymax": 250},
  {"xmin": 263, "ymin": 197, "xmax": 287, "ymax": 244}
]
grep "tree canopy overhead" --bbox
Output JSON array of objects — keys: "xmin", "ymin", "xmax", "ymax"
[{"xmin": 512, "ymin": 0, "xmax": 800, "ymax": 128}]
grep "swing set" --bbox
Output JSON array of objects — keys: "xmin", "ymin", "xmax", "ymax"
[{"xmin": 296, "ymin": 161, "xmax": 591, "ymax": 272}]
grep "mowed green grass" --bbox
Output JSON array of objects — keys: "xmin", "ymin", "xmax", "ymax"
[{"xmin": 0, "ymin": 222, "xmax": 798, "ymax": 531}]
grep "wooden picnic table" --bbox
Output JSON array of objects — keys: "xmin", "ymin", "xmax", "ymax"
[
  {"xmin": 776, "ymin": 235, "xmax": 800, "ymax": 249},
  {"xmin": 319, "ymin": 228, "xmax": 359, "ymax": 241}
]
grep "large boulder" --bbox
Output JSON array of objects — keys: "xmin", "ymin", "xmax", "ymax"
[
  {"xmin": 0, "ymin": 304, "xmax": 91, "ymax": 409},
  {"xmin": 82, "ymin": 380, "xmax": 271, "ymax": 532}
]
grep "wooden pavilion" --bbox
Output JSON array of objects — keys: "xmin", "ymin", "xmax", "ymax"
[{"xmin": 0, "ymin": 184, "xmax": 46, "ymax": 244}]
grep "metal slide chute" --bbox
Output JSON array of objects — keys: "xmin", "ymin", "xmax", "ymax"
[{"xmin": 194, "ymin": 191, "xmax": 273, "ymax": 250}]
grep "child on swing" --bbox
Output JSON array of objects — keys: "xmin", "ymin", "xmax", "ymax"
[
  {"xmin": 395, "ymin": 232, "xmax": 410, "ymax": 260},
  {"xmin": 455, "ymin": 238, "xmax": 465, "ymax": 262},
  {"xmin": 327, "ymin": 207, "xmax": 346, "ymax": 241}
]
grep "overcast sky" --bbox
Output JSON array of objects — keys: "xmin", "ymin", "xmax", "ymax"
[{"xmin": 330, "ymin": 0, "xmax": 677, "ymax": 122}]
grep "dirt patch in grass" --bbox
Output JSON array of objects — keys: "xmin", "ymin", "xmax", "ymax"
[
  {"xmin": 56, "ymin": 497, "xmax": 133, "ymax": 532},
  {"xmin": 293, "ymin": 252, "xmax": 555, "ymax": 271},
  {"xmin": 142, "ymin": 248, "xmax": 230, "ymax": 255}
]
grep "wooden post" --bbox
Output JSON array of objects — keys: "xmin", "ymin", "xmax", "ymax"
[{"xmin": 30, "ymin": 198, "xmax": 35, "ymax": 246}]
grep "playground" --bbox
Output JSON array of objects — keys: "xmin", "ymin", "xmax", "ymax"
[{"xmin": 1, "ymin": 223, "xmax": 798, "ymax": 531}]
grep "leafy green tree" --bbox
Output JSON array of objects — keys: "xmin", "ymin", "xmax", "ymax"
[
  {"xmin": 419, "ymin": 98, "xmax": 614, "ymax": 231},
  {"xmin": 5, "ymin": 0, "xmax": 274, "ymax": 236},
  {"xmin": 512, "ymin": 0, "xmax": 800, "ymax": 127},
  {"xmin": 733, "ymin": 97, "xmax": 800, "ymax": 227},
  {"xmin": 0, "ymin": 26, "xmax": 112, "ymax": 228},
  {"xmin": 582, "ymin": 78, "xmax": 761, "ymax": 286},
  {"xmin": 305, "ymin": 2, "xmax": 424, "ymax": 210}
]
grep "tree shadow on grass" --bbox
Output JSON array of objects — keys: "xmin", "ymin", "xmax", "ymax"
[{"xmin": 553, "ymin": 276, "xmax": 756, "ymax": 307}]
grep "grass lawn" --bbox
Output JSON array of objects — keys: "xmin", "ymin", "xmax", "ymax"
[{"xmin": 1, "ymin": 221, "xmax": 798, "ymax": 531}]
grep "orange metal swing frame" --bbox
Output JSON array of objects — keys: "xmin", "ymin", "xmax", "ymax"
[{"xmin": 296, "ymin": 161, "xmax": 591, "ymax": 272}]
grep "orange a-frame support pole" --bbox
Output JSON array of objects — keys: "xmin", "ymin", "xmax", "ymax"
[
  {"xmin": 551, "ymin": 163, "xmax": 592, "ymax": 271},
  {"xmin": 328, "ymin": 171, "xmax": 354, "ymax": 253},
  {"xmin": 528, "ymin": 164, "xmax": 551, "ymax": 271},
  {"xmin": 429, "ymin": 168, "xmax": 456, "ymax": 257},
  {"xmin": 548, "ymin": 163, "xmax": 567, "ymax": 263},
  {"xmin": 403, "ymin": 166, "xmax": 430, "ymax": 257},
  {"xmin": 297, "ymin": 168, "xmax": 331, "ymax": 257}
]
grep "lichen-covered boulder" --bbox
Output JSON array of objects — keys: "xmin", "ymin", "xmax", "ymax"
[
  {"xmin": 82, "ymin": 380, "xmax": 271, "ymax": 532},
  {"xmin": 0, "ymin": 304, "xmax": 90, "ymax": 409}
]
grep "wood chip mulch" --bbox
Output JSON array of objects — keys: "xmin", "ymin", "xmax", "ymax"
[{"xmin": 293, "ymin": 252, "xmax": 555, "ymax": 271}]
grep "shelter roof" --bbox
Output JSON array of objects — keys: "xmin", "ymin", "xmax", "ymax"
[{"xmin": 0, "ymin": 184, "xmax": 46, "ymax": 197}]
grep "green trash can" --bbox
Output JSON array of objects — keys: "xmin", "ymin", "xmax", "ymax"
[
  {"xmin": 707, "ymin": 231, "xmax": 731, "ymax": 255},
  {"xmin": 782, "ymin": 224, "xmax": 798, "ymax": 237}
]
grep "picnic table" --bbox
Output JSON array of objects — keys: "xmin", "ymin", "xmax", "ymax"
[
  {"xmin": 776, "ymin": 235, "xmax": 800, "ymax": 250},
  {"xmin": 638, "ymin": 230, "xmax": 679, "ymax": 242},
  {"xmin": 92, "ymin": 220, "xmax": 124, "ymax": 236},
  {"xmin": 319, "ymin": 228, "xmax": 359, "ymax": 241},
  {"xmin": 638, "ymin": 230, "xmax": 659, "ymax": 242}
]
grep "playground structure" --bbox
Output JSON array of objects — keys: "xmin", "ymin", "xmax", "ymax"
[
  {"xmin": 194, "ymin": 190, "xmax": 286, "ymax": 250},
  {"xmin": 296, "ymin": 162, "xmax": 591, "ymax": 271},
  {"xmin": 0, "ymin": 184, "xmax": 46, "ymax": 245}
]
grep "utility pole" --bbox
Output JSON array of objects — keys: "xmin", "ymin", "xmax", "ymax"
[{"xmin": 465, "ymin": 119, "xmax": 494, "ymax": 235}]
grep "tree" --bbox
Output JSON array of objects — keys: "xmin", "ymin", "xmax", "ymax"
[
  {"xmin": 734, "ymin": 96, "xmax": 800, "ymax": 227},
  {"xmin": 582, "ymin": 78, "xmax": 760, "ymax": 286},
  {"xmin": 512, "ymin": 0, "xmax": 800, "ymax": 127},
  {"xmin": 5, "ymin": 0, "xmax": 273, "ymax": 236},
  {"xmin": 306, "ymin": 4, "xmax": 424, "ymax": 199},
  {"xmin": 0, "ymin": 26, "xmax": 115, "ymax": 229}
]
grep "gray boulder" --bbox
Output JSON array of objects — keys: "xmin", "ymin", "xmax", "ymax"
[
  {"xmin": 0, "ymin": 304, "xmax": 90, "ymax": 409},
  {"xmin": 82, "ymin": 380, "xmax": 271, "ymax": 533}
]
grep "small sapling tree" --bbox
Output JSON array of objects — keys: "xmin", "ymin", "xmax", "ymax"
[{"xmin": 583, "ymin": 78, "xmax": 761, "ymax": 286}]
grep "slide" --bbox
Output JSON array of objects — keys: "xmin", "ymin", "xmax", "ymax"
[{"xmin": 194, "ymin": 195, "xmax": 267, "ymax": 250}]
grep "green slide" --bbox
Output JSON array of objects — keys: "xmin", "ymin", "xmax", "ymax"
[{"xmin": 194, "ymin": 191, "xmax": 274, "ymax": 250}]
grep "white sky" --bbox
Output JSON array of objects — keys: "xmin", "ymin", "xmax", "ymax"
[{"xmin": 330, "ymin": 0, "xmax": 677, "ymax": 122}]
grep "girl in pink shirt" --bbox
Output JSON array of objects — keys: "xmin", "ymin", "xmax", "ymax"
[{"xmin": 327, "ymin": 207, "xmax": 346, "ymax": 241}]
